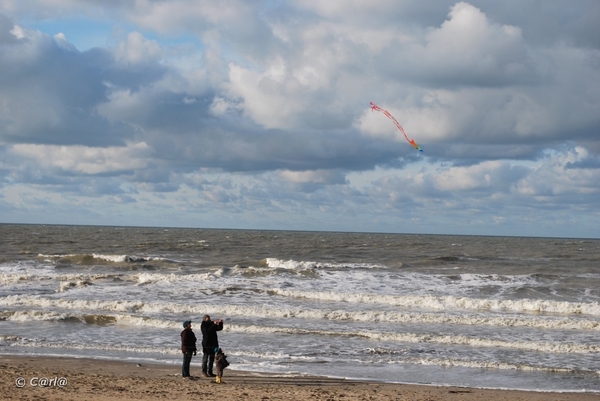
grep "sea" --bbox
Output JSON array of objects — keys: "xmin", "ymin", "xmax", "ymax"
[{"xmin": 1, "ymin": 224, "xmax": 599, "ymax": 393}]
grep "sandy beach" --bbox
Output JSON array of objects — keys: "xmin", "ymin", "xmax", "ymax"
[{"xmin": 1, "ymin": 355, "xmax": 598, "ymax": 401}]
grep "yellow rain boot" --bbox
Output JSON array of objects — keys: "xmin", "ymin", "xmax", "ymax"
[{"xmin": 215, "ymin": 376, "xmax": 221, "ymax": 384}]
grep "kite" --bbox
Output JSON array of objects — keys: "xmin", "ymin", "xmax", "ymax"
[{"xmin": 370, "ymin": 102, "xmax": 423, "ymax": 152}]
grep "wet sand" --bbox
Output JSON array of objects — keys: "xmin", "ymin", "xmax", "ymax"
[{"xmin": 1, "ymin": 355, "xmax": 598, "ymax": 401}]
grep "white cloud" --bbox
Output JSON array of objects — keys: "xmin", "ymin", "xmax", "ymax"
[
  {"xmin": 277, "ymin": 169, "xmax": 345, "ymax": 185},
  {"xmin": 112, "ymin": 31, "xmax": 162, "ymax": 64},
  {"xmin": 433, "ymin": 161, "xmax": 502, "ymax": 191},
  {"xmin": 11, "ymin": 142, "xmax": 152, "ymax": 174},
  {"xmin": 426, "ymin": 2, "xmax": 524, "ymax": 62},
  {"xmin": 515, "ymin": 147, "xmax": 600, "ymax": 197},
  {"xmin": 226, "ymin": 61, "xmax": 306, "ymax": 129}
]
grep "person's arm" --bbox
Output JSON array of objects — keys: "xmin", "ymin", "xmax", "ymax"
[{"xmin": 181, "ymin": 331, "xmax": 187, "ymax": 353}]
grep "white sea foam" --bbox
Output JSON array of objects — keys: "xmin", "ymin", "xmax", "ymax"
[
  {"xmin": 58, "ymin": 280, "xmax": 93, "ymax": 292},
  {"xmin": 0, "ymin": 273, "xmax": 37, "ymax": 285},
  {"xmin": 224, "ymin": 324, "xmax": 599, "ymax": 354},
  {"xmin": 404, "ymin": 356, "xmax": 585, "ymax": 374},
  {"xmin": 0, "ymin": 309, "xmax": 182, "ymax": 330},
  {"xmin": 111, "ymin": 315, "xmax": 179, "ymax": 329},
  {"xmin": 0, "ymin": 272, "xmax": 123, "ymax": 288},
  {"xmin": 265, "ymin": 258, "xmax": 385, "ymax": 269},
  {"xmin": 269, "ymin": 289, "xmax": 600, "ymax": 316},
  {"xmin": 135, "ymin": 272, "xmax": 214, "ymax": 285},
  {"xmin": 37, "ymin": 253, "xmax": 169, "ymax": 263},
  {"xmin": 5, "ymin": 319, "xmax": 597, "ymax": 357},
  {"xmin": 9, "ymin": 340, "xmax": 180, "ymax": 356},
  {"xmin": 10, "ymin": 309, "xmax": 285, "ymax": 330},
  {"xmin": 92, "ymin": 254, "xmax": 157, "ymax": 263},
  {"xmin": 2, "ymin": 295, "xmax": 599, "ymax": 331},
  {"xmin": 2, "ymin": 310, "xmax": 71, "ymax": 322},
  {"xmin": 0, "ymin": 261, "xmax": 54, "ymax": 274},
  {"xmin": 0, "ymin": 335, "xmax": 20, "ymax": 342}
]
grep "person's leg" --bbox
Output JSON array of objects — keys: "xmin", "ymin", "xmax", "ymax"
[
  {"xmin": 207, "ymin": 353, "xmax": 215, "ymax": 376},
  {"xmin": 182, "ymin": 353, "xmax": 191, "ymax": 377},
  {"xmin": 201, "ymin": 351, "xmax": 209, "ymax": 375}
]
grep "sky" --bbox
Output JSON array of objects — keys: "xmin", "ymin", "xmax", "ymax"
[{"xmin": 1, "ymin": 0, "xmax": 599, "ymax": 238}]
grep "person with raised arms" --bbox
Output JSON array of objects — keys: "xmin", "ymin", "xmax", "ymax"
[{"xmin": 200, "ymin": 314, "xmax": 223, "ymax": 377}]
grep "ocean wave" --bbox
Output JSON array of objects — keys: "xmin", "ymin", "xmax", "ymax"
[
  {"xmin": 135, "ymin": 272, "xmax": 214, "ymax": 285},
  {"xmin": 59, "ymin": 280, "xmax": 93, "ymax": 292},
  {"xmin": 0, "ymin": 335, "xmax": 20, "ymax": 342},
  {"xmin": 0, "ymin": 310, "xmax": 179, "ymax": 329},
  {"xmin": 7, "ymin": 340, "xmax": 180, "ymax": 356},
  {"xmin": 92, "ymin": 254, "xmax": 169, "ymax": 263},
  {"xmin": 402, "ymin": 355, "xmax": 595, "ymax": 374},
  {"xmin": 0, "ymin": 272, "xmax": 125, "ymax": 287},
  {"xmin": 37, "ymin": 253, "xmax": 173, "ymax": 265},
  {"xmin": 4, "ymin": 340, "xmax": 298, "ymax": 361},
  {"xmin": 0, "ymin": 273, "xmax": 38, "ymax": 285},
  {"xmin": 1, "ymin": 310, "xmax": 72, "ymax": 322},
  {"xmin": 225, "ymin": 325, "xmax": 600, "ymax": 354},
  {"xmin": 264, "ymin": 258, "xmax": 386, "ymax": 270},
  {"xmin": 268, "ymin": 289, "xmax": 600, "ymax": 316},
  {"xmin": 3, "ymin": 313, "xmax": 597, "ymax": 355},
  {"xmin": 2, "ymin": 295, "xmax": 599, "ymax": 331},
  {"xmin": 7, "ymin": 341, "xmax": 599, "ymax": 380}
]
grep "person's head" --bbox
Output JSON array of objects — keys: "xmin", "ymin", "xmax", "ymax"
[
  {"xmin": 203, "ymin": 314, "xmax": 210, "ymax": 322},
  {"xmin": 183, "ymin": 320, "xmax": 192, "ymax": 328}
]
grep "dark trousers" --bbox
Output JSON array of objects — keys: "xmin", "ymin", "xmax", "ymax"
[
  {"xmin": 182, "ymin": 353, "xmax": 193, "ymax": 377},
  {"xmin": 202, "ymin": 348, "xmax": 215, "ymax": 374}
]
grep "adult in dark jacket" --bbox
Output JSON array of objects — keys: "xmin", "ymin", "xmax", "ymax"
[
  {"xmin": 180, "ymin": 320, "xmax": 197, "ymax": 378},
  {"xmin": 200, "ymin": 314, "xmax": 223, "ymax": 377}
]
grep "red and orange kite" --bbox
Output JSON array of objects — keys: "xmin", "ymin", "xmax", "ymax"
[{"xmin": 370, "ymin": 102, "xmax": 423, "ymax": 152}]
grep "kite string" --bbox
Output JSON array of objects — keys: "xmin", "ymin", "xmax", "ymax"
[
  {"xmin": 287, "ymin": 203, "xmax": 349, "ymax": 262},
  {"xmin": 286, "ymin": 103, "xmax": 421, "ymax": 261},
  {"xmin": 287, "ymin": 154, "xmax": 406, "ymax": 262}
]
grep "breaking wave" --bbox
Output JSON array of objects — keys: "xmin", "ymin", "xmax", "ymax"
[{"xmin": 2, "ymin": 295, "xmax": 598, "ymax": 331}]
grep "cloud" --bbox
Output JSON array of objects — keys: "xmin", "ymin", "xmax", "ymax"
[
  {"xmin": 405, "ymin": 2, "xmax": 534, "ymax": 87},
  {"xmin": 11, "ymin": 142, "xmax": 152, "ymax": 174},
  {"xmin": 112, "ymin": 31, "xmax": 162, "ymax": 65},
  {"xmin": 0, "ymin": 1, "xmax": 599, "ymax": 237},
  {"xmin": 0, "ymin": 17, "xmax": 148, "ymax": 146}
]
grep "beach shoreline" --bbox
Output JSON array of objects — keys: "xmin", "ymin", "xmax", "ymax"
[{"xmin": 1, "ymin": 355, "xmax": 598, "ymax": 401}]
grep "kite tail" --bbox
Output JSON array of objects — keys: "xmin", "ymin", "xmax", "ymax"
[
  {"xmin": 370, "ymin": 102, "xmax": 423, "ymax": 152},
  {"xmin": 409, "ymin": 140, "xmax": 423, "ymax": 152}
]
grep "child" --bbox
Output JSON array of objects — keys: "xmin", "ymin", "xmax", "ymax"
[{"xmin": 214, "ymin": 347, "xmax": 229, "ymax": 384}]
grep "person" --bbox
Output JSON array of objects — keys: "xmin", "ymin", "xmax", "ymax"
[
  {"xmin": 200, "ymin": 314, "xmax": 223, "ymax": 377},
  {"xmin": 180, "ymin": 320, "xmax": 197, "ymax": 379},
  {"xmin": 214, "ymin": 347, "xmax": 229, "ymax": 384}
]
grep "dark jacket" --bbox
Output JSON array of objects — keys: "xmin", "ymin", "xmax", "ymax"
[
  {"xmin": 180, "ymin": 328, "xmax": 197, "ymax": 354},
  {"xmin": 215, "ymin": 351, "xmax": 229, "ymax": 371},
  {"xmin": 201, "ymin": 319, "xmax": 223, "ymax": 349}
]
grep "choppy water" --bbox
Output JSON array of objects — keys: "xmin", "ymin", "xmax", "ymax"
[{"xmin": 1, "ymin": 224, "xmax": 599, "ymax": 392}]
